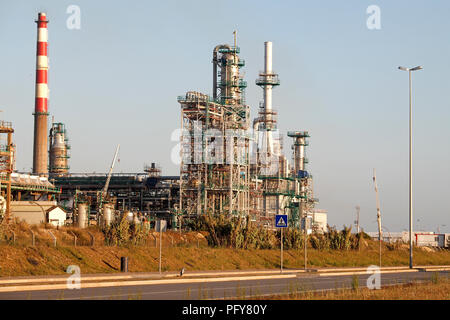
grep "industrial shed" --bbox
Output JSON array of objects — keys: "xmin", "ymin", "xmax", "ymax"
[
  {"xmin": 46, "ymin": 205, "xmax": 67, "ymax": 227},
  {"xmin": 10, "ymin": 201, "xmax": 60, "ymax": 225}
]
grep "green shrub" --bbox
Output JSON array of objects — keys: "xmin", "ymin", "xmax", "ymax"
[
  {"xmin": 104, "ymin": 214, "xmax": 130, "ymax": 246},
  {"xmin": 189, "ymin": 216, "xmax": 362, "ymax": 251},
  {"xmin": 188, "ymin": 215, "xmax": 278, "ymax": 249}
]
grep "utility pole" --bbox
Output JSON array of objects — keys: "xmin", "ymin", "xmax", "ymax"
[
  {"xmin": 398, "ymin": 65, "xmax": 423, "ymax": 269},
  {"xmin": 373, "ymin": 169, "xmax": 382, "ymax": 268},
  {"xmin": 355, "ymin": 205, "xmax": 361, "ymax": 251},
  {"xmin": 355, "ymin": 205, "xmax": 360, "ymax": 234},
  {"xmin": 159, "ymin": 219, "xmax": 162, "ymax": 275},
  {"xmin": 304, "ymin": 213, "xmax": 307, "ymax": 271}
]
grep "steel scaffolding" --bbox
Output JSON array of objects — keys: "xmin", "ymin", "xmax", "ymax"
[
  {"xmin": 175, "ymin": 38, "xmax": 320, "ymax": 230},
  {"xmin": 179, "ymin": 41, "xmax": 250, "ymax": 219},
  {"xmin": 0, "ymin": 120, "xmax": 14, "ymax": 222}
]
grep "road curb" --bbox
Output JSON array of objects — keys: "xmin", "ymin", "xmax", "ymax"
[
  {"xmin": 319, "ymin": 269, "xmax": 420, "ymax": 277},
  {"xmin": 0, "ymin": 265, "xmax": 448, "ymax": 288},
  {"xmin": 0, "ymin": 274, "xmax": 297, "ymax": 293}
]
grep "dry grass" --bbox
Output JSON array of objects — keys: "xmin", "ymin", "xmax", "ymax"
[
  {"xmin": 0, "ymin": 240, "xmax": 449, "ymax": 277},
  {"xmin": 258, "ymin": 275, "xmax": 450, "ymax": 300},
  {"xmin": 0, "ymin": 224, "xmax": 449, "ymax": 277}
]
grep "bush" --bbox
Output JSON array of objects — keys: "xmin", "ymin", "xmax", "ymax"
[
  {"xmin": 104, "ymin": 214, "xmax": 130, "ymax": 246},
  {"xmin": 309, "ymin": 226, "xmax": 360, "ymax": 250},
  {"xmin": 103, "ymin": 214, "xmax": 150, "ymax": 246},
  {"xmin": 189, "ymin": 216, "xmax": 363, "ymax": 251},
  {"xmin": 188, "ymin": 215, "xmax": 278, "ymax": 249},
  {"xmin": 129, "ymin": 222, "xmax": 148, "ymax": 245}
]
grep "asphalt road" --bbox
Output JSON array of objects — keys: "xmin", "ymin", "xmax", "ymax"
[{"xmin": 0, "ymin": 270, "xmax": 447, "ymax": 300}]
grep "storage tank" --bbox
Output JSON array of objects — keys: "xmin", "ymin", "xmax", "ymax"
[
  {"xmin": 0, "ymin": 195, "xmax": 6, "ymax": 220},
  {"xmin": 77, "ymin": 202, "xmax": 88, "ymax": 228},
  {"xmin": 102, "ymin": 203, "xmax": 114, "ymax": 227},
  {"xmin": 125, "ymin": 211, "xmax": 133, "ymax": 223},
  {"xmin": 133, "ymin": 212, "xmax": 140, "ymax": 225}
]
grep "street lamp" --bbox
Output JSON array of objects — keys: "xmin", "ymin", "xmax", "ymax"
[{"xmin": 398, "ymin": 65, "xmax": 423, "ymax": 269}]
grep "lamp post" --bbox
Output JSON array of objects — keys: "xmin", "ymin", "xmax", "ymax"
[{"xmin": 398, "ymin": 65, "xmax": 423, "ymax": 269}]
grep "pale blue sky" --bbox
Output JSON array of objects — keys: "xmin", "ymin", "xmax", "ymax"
[{"xmin": 1, "ymin": 1, "xmax": 449, "ymax": 232}]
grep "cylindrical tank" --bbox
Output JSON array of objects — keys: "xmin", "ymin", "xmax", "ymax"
[
  {"xmin": 133, "ymin": 212, "xmax": 140, "ymax": 225},
  {"xmin": 77, "ymin": 202, "xmax": 88, "ymax": 228},
  {"xmin": 0, "ymin": 195, "xmax": 6, "ymax": 219},
  {"xmin": 125, "ymin": 211, "xmax": 133, "ymax": 223},
  {"xmin": 221, "ymin": 53, "xmax": 240, "ymax": 103},
  {"xmin": 49, "ymin": 122, "xmax": 69, "ymax": 176},
  {"xmin": 102, "ymin": 203, "xmax": 114, "ymax": 227}
]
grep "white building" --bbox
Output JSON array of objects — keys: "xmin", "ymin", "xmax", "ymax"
[
  {"xmin": 11, "ymin": 201, "xmax": 67, "ymax": 226},
  {"xmin": 367, "ymin": 231, "xmax": 450, "ymax": 248},
  {"xmin": 46, "ymin": 206, "xmax": 68, "ymax": 227},
  {"xmin": 311, "ymin": 209, "xmax": 327, "ymax": 233},
  {"xmin": 302, "ymin": 209, "xmax": 327, "ymax": 234},
  {"xmin": 414, "ymin": 233, "xmax": 447, "ymax": 248}
]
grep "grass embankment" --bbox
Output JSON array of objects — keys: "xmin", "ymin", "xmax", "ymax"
[
  {"xmin": 0, "ymin": 241, "xmax": 449, "ymax": 277},
  {"xmin": 0, "ymin": 222, "xmax": 449, "ymax": 277},
  {"xmin": 257, "ymin": 274, "xmax": 450, "ymax": 300}
]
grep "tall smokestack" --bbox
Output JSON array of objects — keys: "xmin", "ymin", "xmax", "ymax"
[
  {"xmin": 33, "ymin": 12, "xmax": 49, "ymax": 176},
  {"xmin": 263, "ymin": 41, "xmax": 273, "ymax": 113},
  {"xmin": 256, "ymin": 41, "xmax": 280, "ymax": 158}
]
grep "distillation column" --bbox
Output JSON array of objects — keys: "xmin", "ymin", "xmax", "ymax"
[
  {"xmin": 255, "ymin": 42, "xmax": 283, "ymax": 222},
  {"xmin": 288, "ymin": 131, "xmax": 311, "ymax": 228},
  {"xmin": 179, "ymin": 36, "xmax": 249, "ymax": 217},
  {"xmin": 256, "ymin": 41, "xmax": 280, "ymax": 159},
  {"xmin": 32, "ymin": 12, "xmax": 49, "ymax": 176},
  {"xmin": 49, "ymin": 122, "xmax": 70, "ymax": 176},
  {"xmin": 289, "ymin": 131, "xmax": 309, "ymax": 174}
]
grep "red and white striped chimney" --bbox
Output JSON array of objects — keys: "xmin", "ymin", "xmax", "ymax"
[
  {"xmin": 32, "ymin": 12, "xmax": 49, "ymax": 175},
  {"xmin": 35, "ymin": 12, "xmax": 48, "ymax": 113}
]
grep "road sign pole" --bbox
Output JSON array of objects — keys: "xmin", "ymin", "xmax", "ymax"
[
  {"xmin": 304, "ymin": 228, "xmax": 307, "ymax": 271},
  {"xmin": 275, "ymin": 214, "xmax": 288, "ymax": 274},
  {"xmin": 281, "ymin": 227, "xmax": 283, "ymax": 273}
]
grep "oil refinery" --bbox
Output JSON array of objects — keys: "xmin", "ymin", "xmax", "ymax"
[
  {"xmin": 1, "ymin": 3, "xmax": 450, "ymax": 306},
  {"xmin": 0, "ymin": 12, "xmax": 328, "ymax": 232}
]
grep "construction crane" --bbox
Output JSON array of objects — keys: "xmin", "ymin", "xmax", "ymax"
[
  {"xmin": 372, "ymin": 168, "xmax": 382, "ymax": 267},
  {"xmin": 100, "ymin": 144, "xmax": 120, "ymax": 205}
]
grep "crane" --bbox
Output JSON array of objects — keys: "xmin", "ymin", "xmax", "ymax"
[
  {"xmin": 372, "ymin": 168, "xmax": 382, "ymax": 267},
  {"xmin": 101, "ymin": 144, "xmax": 120, "ymax": 204}
]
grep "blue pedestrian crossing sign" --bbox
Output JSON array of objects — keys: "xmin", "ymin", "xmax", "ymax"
[{"xmin": 275, "ymin": 214, "xmax": 288, "ymax": 228}]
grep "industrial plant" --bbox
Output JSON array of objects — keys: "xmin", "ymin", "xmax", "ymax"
[
  {"xmin": 0, "ymin": 12, "xmax": 330, "ymax": 233},
  {"xmin": 2, "ymin": 2, "xmax": 450, "ymax": 305}
]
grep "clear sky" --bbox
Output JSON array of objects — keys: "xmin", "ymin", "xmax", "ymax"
[{"xmin": 1, "ymin": 0, "xmax": 449, "ymax": 233}]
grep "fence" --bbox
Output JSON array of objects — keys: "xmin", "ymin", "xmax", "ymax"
[{"xmin": 0, "ymin": 228, "xmax": 208, "ymax": 248}]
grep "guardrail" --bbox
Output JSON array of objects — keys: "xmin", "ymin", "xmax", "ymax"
[{"xmin": 0, "ymin": 230, "xmax": 209, "ymax": 248}]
